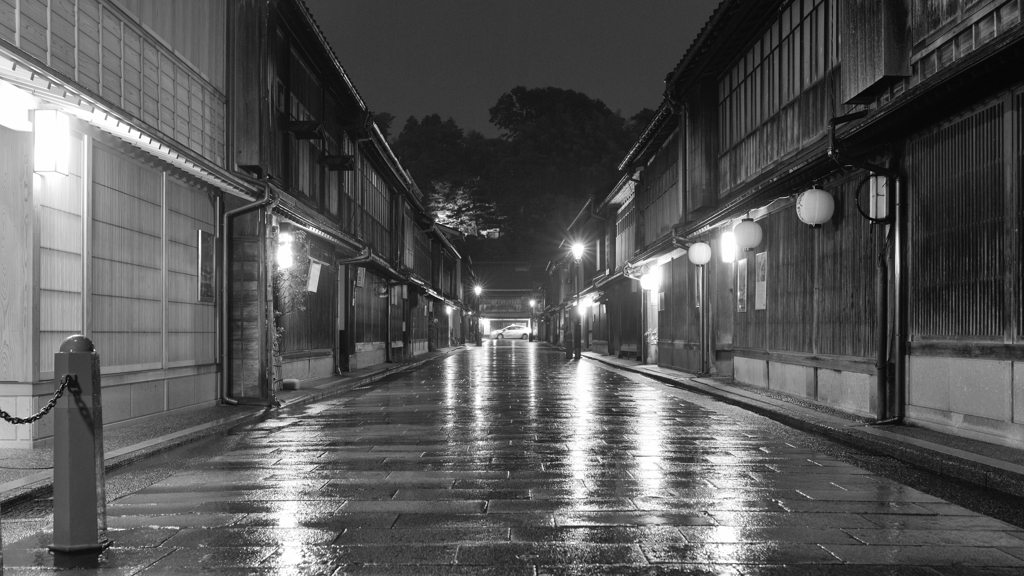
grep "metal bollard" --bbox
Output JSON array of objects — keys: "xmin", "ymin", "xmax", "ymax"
[{"xmin": 49, "ymin": 335, "xmax": 108, "ymax": 553}]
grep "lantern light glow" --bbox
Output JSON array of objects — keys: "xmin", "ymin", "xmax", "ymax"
[
  {"xmin": 571, "ymin": 243, "xmax": 584, "ymax": 261},
  {"xmin": 276, "ymin": 232, "xmax": 294, "ymax": 269},
  {"xmin": 33, "ymin": 109, "xmax": 70, "ymax": 177},
  {"xmin": 721, "ymin": 231, "xmax": 737, "ymax": 263},
  {"xmin": 639, "ymin": 265, "xmax": 662, "ymax": 291}
]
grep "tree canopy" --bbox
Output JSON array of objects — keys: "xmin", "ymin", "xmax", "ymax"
[{"xmin": 393, "ymin": 86, "xmax": 654, "ymax": 264}]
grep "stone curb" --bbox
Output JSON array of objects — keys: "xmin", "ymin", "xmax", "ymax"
[
  {"xmin": 581, "ymin": 352, "xmax": 1024, "ymax": 499},
  {"xmin": 0, "ymin": 348, "xmax": 461, "ymax": 510}
]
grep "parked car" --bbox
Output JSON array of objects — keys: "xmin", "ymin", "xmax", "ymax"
[{"xmin": 490, "ymin": 325, "xmax": 530, "ymax": 339}]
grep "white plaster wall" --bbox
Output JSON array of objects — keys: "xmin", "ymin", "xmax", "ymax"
[
  {"xmin": 817, "ymin": 369, "xmax": 872, "ymax": 416},
  {"xmin": 768, "ymin": 362, "xmax": 815, "ymax": 399},
  {"xmin": 908, "ymin": 356, "xmax": 1010, "ymax": 421},
  {"xmin": 734, "ymin": 357, "xmax": 768, "ymax": 388}
]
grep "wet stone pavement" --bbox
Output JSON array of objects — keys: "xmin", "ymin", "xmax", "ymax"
[{"xmin": 5, "ymin": 341, "xmax": 1024, "ymax": 574}]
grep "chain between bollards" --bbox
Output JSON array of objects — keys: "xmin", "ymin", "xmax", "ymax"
[{"xmin": 0, "ymin": 374, "xmax": 76, "ymax": 425}]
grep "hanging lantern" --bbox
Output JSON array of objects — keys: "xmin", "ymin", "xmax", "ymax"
[
  {"xmin": 796, "ymin": 188, "xmax": 835, "ymax": 228},
  {"xmin": 33, "ymin": 109, "xmax": 71, "ymax": 176},
  {"xmin": 733, "ymin": 218, "xmax": 763, "ymax": 251},
  {"xmin": 687, "ymin": 242, "xmax": 712, "ymax": 266}
]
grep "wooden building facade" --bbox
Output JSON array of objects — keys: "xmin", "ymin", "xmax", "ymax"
[
  {"xmin": 0, "ymin": 0, "xmax": 467, "ymax": 448},
  {"xmin": 570, "ymin": 0, "xmax": 1024, "ymax": 447}
]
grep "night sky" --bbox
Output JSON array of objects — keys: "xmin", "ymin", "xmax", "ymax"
[{"xmin": 301, "ymin": 0, "xmax": 722, "ymax": 137}]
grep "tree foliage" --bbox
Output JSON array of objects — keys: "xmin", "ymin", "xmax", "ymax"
[{"xmin": 394, "ymin": 87, "xmax": 644, "ymax": 264}]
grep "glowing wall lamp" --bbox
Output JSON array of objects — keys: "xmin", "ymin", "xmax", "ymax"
[
  {"xmin": 639, "ymin": 264, "xmax": 662, "ymax": 291},
  {"xmin": 687, "ymin": 242, "xmax": 712, "ymax": 267},
  {"xmin": 720, "ymin": 230, "xmax": 737, "ymax": 263},
  {"xmin": 473, "ymin": 285, "xmax": 482, "ymax": 296},
  {"xmin": 796, "ymin": 187, "xmax": 835, "ymax": 228},
  {"xmin": 446, "ymin": 305, "xmax": 453, "ymax": 315},
  {"xmin": 733, "ymin": 218, "xmax": 763, "ymax": 252},
  {"xmin": 33, "ymin": 109, "xmax": 70, "ymax": 177},
  {"xmin": 276, "ymin": 232, "xmax": 294, "ymax": 269}
]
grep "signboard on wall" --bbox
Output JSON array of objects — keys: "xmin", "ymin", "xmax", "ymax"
[
  {"xmin": 197, "ymin": 230, "xmax": 215, "ymax": 303},
  {"xmin": 307, "ymin": 261, "xmax": 322, "ymax": 292},
  {"xmin": 737, "ymin": 258, "xmax": 747, "ymax": 312},
  {"xmin": 755, "ymin": 251, "xmax": 767, "ymax": 311}
]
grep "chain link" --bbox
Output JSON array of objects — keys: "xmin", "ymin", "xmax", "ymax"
[{"xmin": 0, "ymin": 374, "xmax": 75, "ymax": 425}]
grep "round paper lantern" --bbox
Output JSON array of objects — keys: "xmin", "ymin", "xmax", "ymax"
[
  {"xmin": 687, "ymin": 242, "xmax": 712, "ymax": 266},
  {"xmin": 796, "ymin": 188, "xmax": 835, "ymax": 228},
  {"xmin": 733, "ymin": 218, "xmax": 763, "ymax": 251}
]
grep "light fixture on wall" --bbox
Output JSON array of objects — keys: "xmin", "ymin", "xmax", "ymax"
[
  {"xmin": 474, "ymin": 285, "xmax": 482, "ymax": 296},
  {"xmin": 276, "ymin": 232, "xmax": 294, "ymax": 269},
  {"xmin": 687, "ymin": 242, "xmax": 712, "ymax": 266},
  {"xmin": 796, "ymin": 187, "xmax": 835, "ymax": 228},
  {"xmin": 720, "ymin": 230, "xmax": 737, "ymax": 263},
  {"xmin": 639, "ymin": 264, "xmax": 662, "ymax": 291},
  {"xmin": 733, "ymin": 218, "xmax": 763, "ymax": 251},
  {"xmin": 33, "ymin": 109, "xmax": 70, "ymax": 176},
  {"xmin": 571, "ymin": 243, "xmax": 584, "ymax": 262}
]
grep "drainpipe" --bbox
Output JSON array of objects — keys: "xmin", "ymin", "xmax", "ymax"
[
  {"xmin": 220, "ymin": 180, "xmax": 274, "ymax": 405},
  {"xmin": 827, "ymin": 129, "xmax": 903, "ymax": 425}
]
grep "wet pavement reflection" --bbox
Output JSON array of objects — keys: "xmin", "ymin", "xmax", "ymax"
[{"xmin": 5, "ymin": 341, "xmax": 1024, "ymax": 574}]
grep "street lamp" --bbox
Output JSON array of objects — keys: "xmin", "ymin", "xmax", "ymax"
[
  {"xmin": 571, "ymin": 243, "xmax": 584, "ymax": 360},
  {"xmin": 473, "ymin": 285, "xmax": 483, "ymax": 346}
]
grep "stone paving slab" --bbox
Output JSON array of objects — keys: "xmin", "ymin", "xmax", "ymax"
[{"xmin": 4, "ymin": 341, "xmax": 1024, "ymax": 573}]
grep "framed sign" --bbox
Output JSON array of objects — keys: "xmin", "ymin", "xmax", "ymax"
[
  {"xmin": 755, "ymin": 251, "xmax": 767, "ymax": 311},
  {"xmin": 197, "ymin": 230, "xmax": 215, "ymax": 303},
  {"xmin": 737, "ymin": 258, "xmax": 747, "ymax": 312}
]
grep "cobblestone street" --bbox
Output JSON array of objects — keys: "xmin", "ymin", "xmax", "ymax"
[{"xmin": 5, "ymin": 341, "xmax": 1024, "ymax": 574}]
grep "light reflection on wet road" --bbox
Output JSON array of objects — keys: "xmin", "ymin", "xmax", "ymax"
[{"xmin": 5, "ymin": 340, "xmax": 1024, "ymax": 574}]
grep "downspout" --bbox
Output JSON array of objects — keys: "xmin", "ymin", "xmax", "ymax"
[
  {"xmin": 220, "ymin": 180, "xmax": 274, "ymax": 405},
  {"xmin": 828, "ymin": 114, "xmax": 903, "ymax": 424}
]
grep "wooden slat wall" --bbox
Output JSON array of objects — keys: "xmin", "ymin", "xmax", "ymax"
[
  {"xmin": 909, "ymin": 100, "xmax": 1006, "ymax": 339},
  {"xmin": 51, "ymin": 0, "xmax": 78, "ymax": 79},
  {"xmin": 717, "ymin": 0, "xmax": 840, "ymax": 195},
  {"xmin": 615, "ymin": 197, "xmax": 636, "ymax": 271},
  {"xmin": 38, "ymin": 134, "xmax": 85, "ymax": 373},
  {"xmin": 229, "ymin": 208, "xmax": 263, "ymax": 398},
  {"xmin": 353, "ymin": 270, "xmax": 387, "ymax": 344},
  {"xmin": 0, "ymin": 127, "xmax": 34, "ymax": 383},
  {"xmin": 608, "ymin": 281, "xmax": 641, "ymax": 354},
  {"xmin": 639, "ymin": 139, "xmax": 680, "ymax": 247},
  {"xmin": 1018, "ymin": 91, "xmax": 1024, "ymax": 339},
  {"xmin": 816, "ymin": 175, "xmax": 878, "ymax": 357},
  {"xmin": 768, "ymin": 208, "xmax": 816, "ymax": 353},
  {"xmin": 281, "ymin": 239, "xmax": 335, "ymax": 353},
  {"xmin": 0, "ymin": 0, "xmax": 16, "ymax": 43},
  {"xmin": 165, "ymin": 177, "xmax": 215, "ymax": 364},
  {"xmin": 2, "ymin": 0, "xmax": 227, "ymax": 168},
  {"xmin": 91, "ymin": 145, "xmax": 163, "ymax": 368},
  {"xmin": 659, "ymin": 256, "xmax": 700, "ymax": 371},
  {"xmin": 121, "ymin": 0, "xmax": 227, "ymax": 91}
]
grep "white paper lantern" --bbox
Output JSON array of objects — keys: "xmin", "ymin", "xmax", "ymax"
[
  {"xmin": 733, "ymin": 218, "xmax": 763, "ymax": 251},
  {"xmin": 687, "ymin": 242, "xmax": 712, "ymax": 266},
  {"xmin": 796, "ymin": 188, "xmax": 835, "ymax": 228}
]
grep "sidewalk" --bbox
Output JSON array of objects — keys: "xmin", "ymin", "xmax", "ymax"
[
  {"xmin": 0, "ymin": 346, "xmax": 462, "ymax": 508},
  {"xmin": 579, "ymin": 349, "xmax": 1024, "ymax": 498}
]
